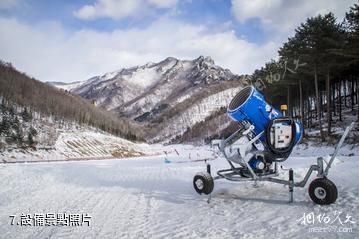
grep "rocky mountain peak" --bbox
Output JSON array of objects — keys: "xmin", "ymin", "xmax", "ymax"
[{"xmin": 194, "ymin": 55, "xmax": 215, "ymax": 66}]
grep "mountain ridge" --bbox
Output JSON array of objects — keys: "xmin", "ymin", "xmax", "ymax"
[{"xmin": 50, "ymin": 56, "xmax": 246, "ymax": 142}]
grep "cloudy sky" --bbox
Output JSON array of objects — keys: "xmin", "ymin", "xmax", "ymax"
[{"xmin": 0, "ymin": 0, "xmax": 356, "ymax": 83}]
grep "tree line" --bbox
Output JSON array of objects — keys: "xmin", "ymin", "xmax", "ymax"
[{"xmin": 250, "ymin": 4, "xmax": 359, "ymax": 141}]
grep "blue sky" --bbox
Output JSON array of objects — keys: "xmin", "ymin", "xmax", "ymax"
[
  {"xmin": 0, "ymin": 0, "xmax": 267, "ymax": 43},
  {"xmin": 0, "ymin": 0, "xmax": 356, "ymax": 83}
]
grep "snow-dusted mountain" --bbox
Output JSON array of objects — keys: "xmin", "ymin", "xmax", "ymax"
[
  {"xmin": 70, "ymin": 56, "xmax": 240, "ymax": 113},
  {"xmin": 51, "ymin": 56, "xmax": 246, "ymax": 142}
]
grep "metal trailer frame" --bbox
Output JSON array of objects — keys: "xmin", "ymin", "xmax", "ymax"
[{"xmin": 208, "ymin": 122, "xmax": 355, "ymax": 203}]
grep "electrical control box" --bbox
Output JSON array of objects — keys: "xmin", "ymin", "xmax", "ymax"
[{"xmin": 270, "ymin": 123, "xmax": 292, "ymax": 149}]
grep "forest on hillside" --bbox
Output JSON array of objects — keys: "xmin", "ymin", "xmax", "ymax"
[
  {"xmin": 249, "ymin": 4, "xmax": 359, "ymax": 141},
  {"xmin": 0, "ymin": 62, "xmax": 142, "ymax": 144}
]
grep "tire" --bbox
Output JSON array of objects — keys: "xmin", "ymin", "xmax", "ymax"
[
  {"xmin": 308, "ymin": 178, "xmax": 338, "ymax": 205},
  {"xmin": 193, "ymin": 172, "xmax": 214, "ymax": 195}
]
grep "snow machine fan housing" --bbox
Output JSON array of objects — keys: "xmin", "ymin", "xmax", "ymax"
[{"xmin": 227, "ymin": 86, "xmax": 303, "ymax": 160}]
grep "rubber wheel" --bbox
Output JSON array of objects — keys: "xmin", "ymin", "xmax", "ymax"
[
  {"xmin": 308, "ymin": 178, "xmax": 338, "ymax": 205},
  {"xmin": 193, "ymin": 172, "xmax": 214, "ymax": 195}
]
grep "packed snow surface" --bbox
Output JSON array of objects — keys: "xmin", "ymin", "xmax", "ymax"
[{"xmin": 0, "ymin": 144, "xmax": 358, "ymax": 239}]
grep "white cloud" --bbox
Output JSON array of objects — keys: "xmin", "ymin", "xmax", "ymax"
[
  {"xmin": 148, "ymin": 0, "xmax": 178, "ymax": 8},
  {"xmin": 0, "ymin": 17, "xmax": 279, "ymax": 83},
  {"xmin": 0, "ymin": 0, "xmax": 18, "ymax": 9},
  {"xmin": 74, "ymin": 0, "xmax": 178, "ymax": 20},
  {"xmin": 231, "ymin": 0, "xmax": 357, "ymax": 32}
]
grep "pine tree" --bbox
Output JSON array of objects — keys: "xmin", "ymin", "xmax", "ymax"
[
  {"xmin": 278, "ymin": 13, "xmax": 345, "ymax": 140},
  {"xmin": 28, "ymin": 125, "xmax": 38, "ymax": 145},
  {"xmin": 0, "ymin": 98, "xmax": 6, "ymax": 113},
  {"xmin": 21, "ymin": 107, "xmax": 32, "ymax": 122},
  {"xmin": 29, "ymin": 126, "xmax": 37, "ymax": 136},
  {"xmin": 12, "ymin": 116, "xmax": 20, "ymax": 131},
  {"xmin": 0, "ymin": 115, "xmax": 11, "ymax": 136},
  {"xmin": 15, "ymin": 126, "xmax": 24, "ymax": 144},
  {"xmin": 28, "ymin": 132, "xmax": 34, "ymax": 145}
]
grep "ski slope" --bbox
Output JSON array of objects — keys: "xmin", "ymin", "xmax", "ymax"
[{"xmin": 0, "ymin": 145, "xmax": 358, "ymax": 239}]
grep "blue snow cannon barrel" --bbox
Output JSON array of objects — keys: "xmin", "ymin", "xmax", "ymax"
[{"xmin": 227, "ymin": 86, "xmax": 302, "ymax": 156}]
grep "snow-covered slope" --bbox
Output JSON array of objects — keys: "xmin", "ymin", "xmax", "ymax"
[
  {"xmin": 153, "ymin": 87, "xmax": 241, "ymax": 143},
  {"xmin": 47, "ymin": 81, "xmax": 85, "ymax": 91},
  {"xmin": 0, "ymin": 144, "xmax": 358, "ymax": 238},
  {"xmin": 1, "ymin": 128, "xmax": 151, "ymax": 163}
]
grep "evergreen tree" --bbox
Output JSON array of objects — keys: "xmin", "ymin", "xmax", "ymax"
[
  {"xmin": 342, "ymin": 3, "xmax": 359, "ymax": 61},
  {"xmin": 15, "ymin": 126, "xmax": 24, "ymax": 144},
  {"xmin": 21, "ymin": 107, "xmax": 32, "ymax": 122},
  {"xmin": 28, "ymin": 125, "xmax": 38, "ymax": 145},
  {"xmin": 29, "ymin": 126, "xmax": 37, "ymax": 136},
  {"xmin": 0, "ymin": 115, "xmax": 11, "ymax": 136},
  {"xmin": 12, "ymin": 116, "xmax": 20, "ymax": 131},
  {"xmin": 8, "ymin": 104, "xmax": 15, "ymax": 118},
  {"xmin": 28, "ymin": 131, "xmax": 34, "ymax": 145},
  {"xmin": 0, "ymin": 98, "xmax": 6, "ymax": 113},
  {"xmin": 278, "ymin": 13, "xmax": 344, "ymax": 139}
]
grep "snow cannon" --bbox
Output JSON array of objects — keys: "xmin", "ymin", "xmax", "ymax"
[
  {"xmin": 227, "ymin": 86, "xmax": 302, "ymax": 159},
  {"xmin": 193, "ymin": 85, "xmax": 355, "ymax": 205}
]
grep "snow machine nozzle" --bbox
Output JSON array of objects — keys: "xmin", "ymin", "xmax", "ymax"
[{"xmin": 227, "ymin": 86, "xmax": 302, "ymax": 158}]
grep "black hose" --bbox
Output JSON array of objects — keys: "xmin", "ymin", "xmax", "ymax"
[{"xmin": 265, "ymin": 118, "xmax": 297, "ymax": 161}]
